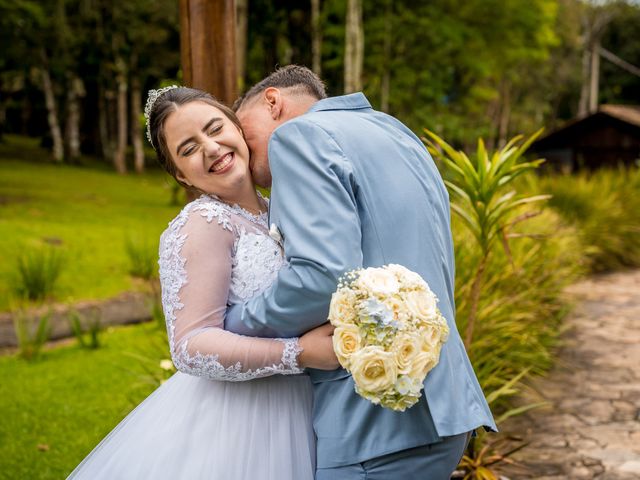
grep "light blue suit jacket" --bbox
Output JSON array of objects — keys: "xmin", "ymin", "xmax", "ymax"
[{"xmin": 225, "ymin": 93, "xmax": 496, "ymax": 468}]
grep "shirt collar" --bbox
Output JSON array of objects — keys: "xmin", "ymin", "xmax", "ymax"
[{"xmin": 307, "ymin": 92, "xmax": 372, "ymax": 113}]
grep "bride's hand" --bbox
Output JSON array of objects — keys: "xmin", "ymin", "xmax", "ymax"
[{"xmin": 298, "ymin": 323, "xmax": 340, "ymax": 370}]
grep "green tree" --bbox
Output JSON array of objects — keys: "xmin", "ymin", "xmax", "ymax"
[{"xmin": 599, "ymin": 1, "xmax": 640, "ymax": 105}]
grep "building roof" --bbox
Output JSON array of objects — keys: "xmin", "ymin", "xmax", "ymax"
[
  {"xmin": 599, "ymin": 105, "xmax": 640, "ymax": 128},
  {"xmin": 532, "ymin": 104, "xmax": 640, "ymax": 149}
]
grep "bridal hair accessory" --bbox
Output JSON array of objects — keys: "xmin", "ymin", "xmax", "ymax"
[{"xmin": 144, "ymin": 85, "xmax": 179, "ymax": 149}]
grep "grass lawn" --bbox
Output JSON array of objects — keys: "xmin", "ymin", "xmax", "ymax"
[
  {"xmin": 0, "ymin": 135, "xmax": 182, "ymax": 310},
  {"xmin": 0, "ymin": 322, "xmax": 170, "ymax": 479}
]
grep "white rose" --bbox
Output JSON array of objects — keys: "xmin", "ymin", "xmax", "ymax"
[
  {"xmin": 356, "ymin": 268, "xmax": 400, "ymax": 296},
  {"xmin": 328, "ymin": 289, "xmax": 358, "ymax": 327},
  {"xmin": 404, "ymin": 290, "xmax": 438, "ymax": 323},
  {"xmin": 391, "ymin": 332, "xmax": 422, "ymax": 375},
  {"xmin": 350, "ymin": 346, "xmax": 398, "ymax": 393},
  {"xmin": 408, "ymin": 351, "xmax": 438, "ymax": 381},
  {"xmin": 386, "ymin": 264, "xmax": 427, "ymax": 289},
  {"xmin": 333, "ymin": 325, "xmax": 363, "ymax": 368},
  {"xmin": 420, "ymin": 325, "xmax": 442, "ymax": 350}
]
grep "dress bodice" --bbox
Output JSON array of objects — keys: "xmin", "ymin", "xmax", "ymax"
[{"xmin": 158, "ymin": 194, "xmax": 300, "ymax": 382}]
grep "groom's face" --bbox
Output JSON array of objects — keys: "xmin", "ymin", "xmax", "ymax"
[{"xmin": 237, "ymin": 100, "xmax": 277, "ymax": 188}]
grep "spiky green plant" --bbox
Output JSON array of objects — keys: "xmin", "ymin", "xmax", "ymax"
[
  {"xmin": 423, "ymin": 129, "xmax": 550, "ymax": 348},
  {"xmin": 68, "ymin": 308, "xmax": 103, "ymax": 349},
  {"xmin": 13, "ymin": 310, "xmax": 52, "ymax": 360},
  {"xmin": 14, "ymin": 247, "xmax": 64, "ymax": 302}
]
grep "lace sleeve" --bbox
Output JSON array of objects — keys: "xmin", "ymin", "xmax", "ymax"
[{"xmin": 159, "ymin": 197, "xmax": 303, "ymax": 381}]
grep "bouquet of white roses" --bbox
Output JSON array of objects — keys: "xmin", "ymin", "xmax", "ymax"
[{"xmin": 329, "ymin": 264, "xmax": 449, "ymax": 411}]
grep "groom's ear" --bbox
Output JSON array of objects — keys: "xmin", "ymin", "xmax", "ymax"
[{"xmin": 264, "ymin": 87, "xmax": 282, "ymax": 120}]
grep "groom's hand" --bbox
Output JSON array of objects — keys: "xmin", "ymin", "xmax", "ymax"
[{"xmin": 298, "ymin": 323, "xmax": 340, "ymax": 370}]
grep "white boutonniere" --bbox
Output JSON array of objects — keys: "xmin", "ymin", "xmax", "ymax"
[{"xmin": 269, "ymin": 223, "xmax": 283, "ymax": 246}]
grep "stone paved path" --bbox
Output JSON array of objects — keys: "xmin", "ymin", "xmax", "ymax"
[{"xmin": 499, "ymin": 270, "xmax": 640, "ymax": 480}]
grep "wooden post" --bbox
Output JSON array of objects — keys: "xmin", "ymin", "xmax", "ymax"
[{"xmin": 180, "ymin": 0, "xmax": 238, "ymax": 106}]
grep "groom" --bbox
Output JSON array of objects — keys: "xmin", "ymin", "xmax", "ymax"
[{"xmin": 225, "ymin": 65, "xmax": 496, "ymax": 478}]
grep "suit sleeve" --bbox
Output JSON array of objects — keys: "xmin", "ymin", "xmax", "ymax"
[{"xmin": 224, "ymin": 119, "xmax": 363, "ymax": 337}]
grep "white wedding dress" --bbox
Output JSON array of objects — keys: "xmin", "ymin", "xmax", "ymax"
[{"xmin": 68, "ymin": 194, "xmax": 315, "ymax": 480}]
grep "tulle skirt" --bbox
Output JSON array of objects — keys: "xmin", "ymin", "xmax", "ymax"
[{"xmin": 67, "ymin": 372, "xmax": 316, "ymax": 480}]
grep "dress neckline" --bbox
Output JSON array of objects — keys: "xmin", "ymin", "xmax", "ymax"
[{"xmin": 204, "ymin": 192, "xmax": 269, "ymax": 228}]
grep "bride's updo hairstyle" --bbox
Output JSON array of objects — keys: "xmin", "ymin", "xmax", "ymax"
[{"xmin": 147, "ymin": 87, "xmax": 243, "ymax": 191}]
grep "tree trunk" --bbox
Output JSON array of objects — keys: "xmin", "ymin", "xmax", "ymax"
[
  {"xmin": 98, "ymin": 85, "xmax": 114, "ymax": 161},
  {"xmin": 589, "ymin": 40, "xmax": 600, "ymax": 113},
  {"xmin": 578, "ymin": 9, "xmax": 613, "ymax": 117},
  {"xmin": 20, "ymin": 94, "xmax": 30, "ymax": 135},
  {"xmin": 40, "ymin": 49, "xmax": 64, "ymax": 163},
  {"xmin": 0, "ymin": 98, "xmax": 6, "ymax": 141},
  {"xmin": 180, "ymin": 0, "xmax": 237, "ymax": 105},
  {"xmin": 65, "ymin": 76, "xmax": 84, "ymax": 162},
  {"xmin": 131, "ymin": 76, "xmax": 145, "ymax": 173},
  {"xmin": 180, "ymin": 0, "xmax": 237, "ymax": 201},
  {"xmin": 578, "ymin": 43, "xmax": 591, "ymax": 117},
  {"xmin": 311, "ymin": 0, "xmax": 322, "ymax": 76},
  {"xmin": 235, "ymin": 0, "xmax": 248, "ymax": 91},
  {"xmin": 380, "ymin": 0, "xmax": 392, "ymax": 112},
  {"xmin": 114, "ymin": 61, "xmax": 128, "ymax": 174},
  {"xmin": 344, "ymin": 0, "xmax": 363, "ymax": 93}
]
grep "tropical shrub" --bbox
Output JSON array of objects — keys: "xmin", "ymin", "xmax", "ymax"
[
  {"xmin": 423, "ymin": 129, "xmax": 550, "ymax": 348},
  {"xmin": 425, "ymin": 130, "xmax": 583, "ymax": 479}
]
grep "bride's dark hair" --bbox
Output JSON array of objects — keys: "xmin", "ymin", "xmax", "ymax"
[{"xmin": 148, "ymin": 87, "xmax": 243, "ymax": 191}]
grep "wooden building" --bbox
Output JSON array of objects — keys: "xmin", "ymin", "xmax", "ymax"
[{"xmin": 530, "ymin": 105, "xmax": 640, "ymax": 172}]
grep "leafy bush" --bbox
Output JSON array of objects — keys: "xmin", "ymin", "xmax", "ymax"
[
  {"xmin": 454, "ymin": 210, "xmax": 583, "ymax": 398},
  {"xmin": 124, "ymin": 235, "xmax": 158, "ymax": 280},
  {"xmin": 537, "ymin": 168, "xmax": 640, "ymax": 272},
  {"xmin": 13, "ymin": 310, "xmax": 52, "ymax": 360},
  {"xmin": 14, "ymin": 246, "xmax": 64, "ymax": 301}
]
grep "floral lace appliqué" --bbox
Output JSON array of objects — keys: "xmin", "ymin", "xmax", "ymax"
[
  {"xmin": 174, "ymin": 337, "xmax": 302, "ymax": 382},
  {"xmin": 230, "ymin": 229, "xmax": 284, "ymax": 303},
  {"xmin": 158, "ymin": 195, "xmax": 301, "ymax": 381}
]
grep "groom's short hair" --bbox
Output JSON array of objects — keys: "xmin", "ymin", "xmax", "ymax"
[{"xmin": 233, "ymin": 65, "xmax": 327, "ymax": 111}]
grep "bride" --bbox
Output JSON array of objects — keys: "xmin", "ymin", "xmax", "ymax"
[{"xmin": 67, "ymin": 86, "xmax": 338, "ymax": 480}]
